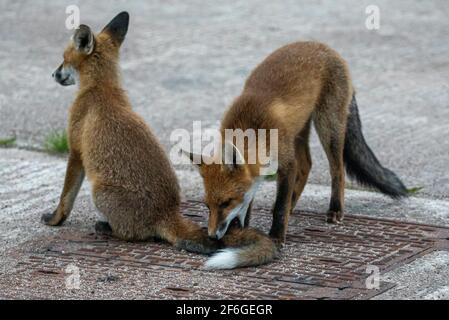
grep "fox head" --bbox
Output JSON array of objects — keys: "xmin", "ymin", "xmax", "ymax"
[
  {"xmin": 52, "ymin": 11, "xmax": 129, "ymax": 86},
  {"xmin": 183, "ymin": 142, "xmax": 262, "ymax": 240}
]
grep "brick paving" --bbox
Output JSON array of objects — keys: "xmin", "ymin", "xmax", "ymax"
[{"xmin": 1, "ymin": 201, "xmax": 448, "ymax": 300}]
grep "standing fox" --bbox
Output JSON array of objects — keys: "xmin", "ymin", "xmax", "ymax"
[
  {"xmin": 185, "ymin": 41, "xmax": 408, "ymax": 243},
  {"xmin": 42, "ymin": 12, "xmax": 278, "ymax": 269}
]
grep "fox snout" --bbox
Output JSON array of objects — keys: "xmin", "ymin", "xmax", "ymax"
[
  {"xmin": 208, "ymin": 212, "xmax": 229, "ymax": 240},
  {"xmin": 208, "ymin": 231, "xmax": 219, "ymax": 240},
  {"xmin": 208, "ymin": 222, "xmax": 228, "ymax": 240},
  {"xmin": 207, "ymin": 200, "xmax": 252, "ymax": 240},
  {"xmin": 53, "ymin": 64, "xmax": 76, "ymax": 86}
]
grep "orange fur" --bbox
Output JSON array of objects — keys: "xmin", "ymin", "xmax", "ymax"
[
  {"xmin": 42, "ymin": 12, "xmax": 217, "ymax": 254},
  {"xmin": 195, "ymin": 42, "xmax": 353, "ymax": 241}
]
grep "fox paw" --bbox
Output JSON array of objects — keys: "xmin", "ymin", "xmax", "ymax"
[
  {"xmin": 95, "ymin": 221, "xmax": 113, "ymax": 236},
  {"xmin": 326, "ymin": 211, "xmax": 344, "ymax": 224},
  {"xmin": 41, "ymin": 210, "xmax": 64, "ymax": 226}
]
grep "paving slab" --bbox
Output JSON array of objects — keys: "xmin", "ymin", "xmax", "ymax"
[{"xmin": 373, "ymin": 251, "xmax": 449, "ymax": 300}]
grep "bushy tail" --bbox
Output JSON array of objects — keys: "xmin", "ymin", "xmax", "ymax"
[
  {"xmin": 344, "ymin": 94, "xmax": 408, "ymax": 198},
  {"xmin": 204, "ymin": 228, "xmax": 279, "ymax": 270},
  {"xmin": 162, "ymin": 215, "xmax": 278, "ymax": 270},
  {"xmin": 161, "ymin": 215, "xmax": 220, "ymax": 255}
]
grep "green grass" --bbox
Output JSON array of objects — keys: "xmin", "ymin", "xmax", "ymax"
[
  {"xmin": 407, "ymin": 186, "xmax": 424, "ymax": 195},
  {"xmin": 0, "ymin": 136, "xmax": 16, "ymax": 147},
  {"xmin": 44, "ymin": 130, "xmax": 69, "ymax": 154}
]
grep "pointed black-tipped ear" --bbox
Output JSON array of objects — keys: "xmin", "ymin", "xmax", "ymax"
[
  {"xmin": 73, "ymin": 25, "xmax": 95, "ymax": 54},
  {"xmin": 101, "ymin": 11, "xmax": 129, "ymax": 45}
]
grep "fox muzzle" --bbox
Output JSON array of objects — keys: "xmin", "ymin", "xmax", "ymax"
[{"xmin": 53, "ymin": 64, "xmax": 76, "ymax": 86}]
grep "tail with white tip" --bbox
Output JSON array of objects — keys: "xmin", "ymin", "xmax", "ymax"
[{"xmin": 204, "ymin": 228, "xmax": 279, "ymax": 270}]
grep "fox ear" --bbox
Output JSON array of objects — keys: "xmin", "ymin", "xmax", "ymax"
[
  {"xmin": 222, "ymin": 141, "xmax": 245, "ymax": 171},
  {"xmin": 102, "ymin": 11, "xmax": 129, "ymax": 45},
  {"xmin": 73, "ymin": 25, "xmax": 95, "ymax": 54}
]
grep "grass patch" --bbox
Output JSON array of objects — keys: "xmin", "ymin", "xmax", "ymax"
[
  {"xmin": 0, "ymin": 136, "xmax": 16, "ymax": 146},
  {"xmin": 0, "ymin": 136, "xmax": 16, "ymax": 147},
  {"xmin": 407, "ymin": 186, "xmax": 424, "ymax": 195},
  {"xmin": 44, "ymin": 130, "xmax": 69, "ymax": 154},
  {"xmin": 263, "ymin": 173, "xmax": 278, "ymax": 181}
]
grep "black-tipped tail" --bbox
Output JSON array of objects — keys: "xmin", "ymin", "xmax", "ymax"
[{"xmin": 344, "ymin": 94, "xmax": 408, "ymax": 199}]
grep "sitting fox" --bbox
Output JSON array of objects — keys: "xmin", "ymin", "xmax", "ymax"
[
  {"xmin": 42, "ymin": 12, "xmax": 277, "ymax": 269},
  {"xmin": 184, "ymin": 41, "xmax": 408, "ymax": 243}
]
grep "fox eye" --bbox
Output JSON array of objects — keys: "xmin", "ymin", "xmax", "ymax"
[{"xmin": 219, "ymin": 199, "xmax": 232, "ymax": 209}]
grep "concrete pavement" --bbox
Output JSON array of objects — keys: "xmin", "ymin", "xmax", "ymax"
[{"xmin": 1, "ymin": 0, "xmax": 448, "ymax": 198}]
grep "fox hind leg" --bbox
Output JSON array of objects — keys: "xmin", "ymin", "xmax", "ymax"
[
  {"xmin": 92, "ymin": 185, "xmax": 156, "ymax": 241},
  {"xmin": 313, "ymin": 100, "xmax": 348, "ymax": 223}
]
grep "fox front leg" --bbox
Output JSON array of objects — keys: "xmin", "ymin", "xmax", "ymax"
[
  {"xmin": 243, "ymin": 200, "xmax": 253, "ymax": 228},
  {"xmin": 269, "ymin": 162, "xmax": 296, "ymax": 243},
  {"xmin": 42, "ymin": 152, "xmax": 84, "ymax": 226}
]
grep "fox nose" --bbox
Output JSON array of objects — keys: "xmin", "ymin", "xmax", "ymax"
[
  {"xmin": 208, "ymin": 232, "xmax": 218, "ymax": 240},
  {"xmin": 53, "ymin": 70, "xmax": 61, "ymax": 80},
  {"xmin": 53, "ymin": 64, "xmax": 63, "ymax": 80}
]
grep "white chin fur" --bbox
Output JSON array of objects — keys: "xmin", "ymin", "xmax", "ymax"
[{"xmin": 204, "ymin": 248, "xmax": 241, "ymax": 270}]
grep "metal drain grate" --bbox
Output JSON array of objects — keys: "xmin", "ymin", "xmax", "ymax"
[{"xmin": 2, "ymin": 201, "xmax": 449, "ymax": 299}]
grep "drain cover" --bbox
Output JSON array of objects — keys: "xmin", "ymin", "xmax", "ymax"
[{"xmin": 1, "ymin": 201, "xmax": 448, "ymax": 299}]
